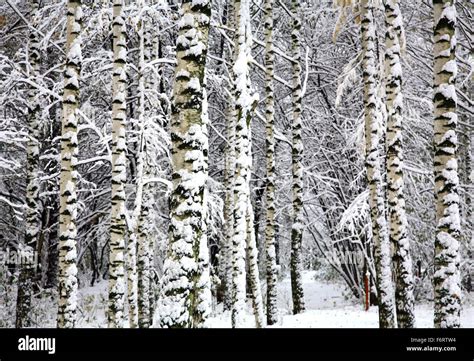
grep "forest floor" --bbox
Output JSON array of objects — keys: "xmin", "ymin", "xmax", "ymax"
[
  {"xmin": 57, "ymin": 270, "xmax": 473, "ymax": 328},
  {"xmin": 205, "ymin": 271, "xmax": 474, "ymax": 328}
]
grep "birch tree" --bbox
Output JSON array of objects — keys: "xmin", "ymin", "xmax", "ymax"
[
  {"xmin": 263, "ymin": 0, "xmax": 278, "ymax": 325},
  {"xmin": 135, "ymin": 4, "xmax": 153, "ymax": 329},
  {"xmin": 247, "ymin": 200, "xmax": 265, "ymax": 327},
  {"xmin": 156, "ymin": 0, "xmax": 212, "ymax": 328},
  {"xmin": 231, "ymin": 0, "xmax": 262, "ymax": 328},
  {"xmin": 221, "ymin": 0, "xmax": 236, "ymax": 312},
  {"xmin": 433, "ymin": 0, "xmax": 461, "ymax": 328},
  {"xmin": 15, "ymin": 0, "xmax": 41, "ymax": 329},
  {"xmin": 125, "ymin": 5, "xmax": 151, "ymax": 330},
  {"xmin": 383, "ymin": 0, "xmax": 415, "ymax": 328},
  {"xmin": 360, "ymin": 0, "xmax": 395, "ymax": 328},
  {"xmin": 137, "ymin": 174, "xmax": 153, "ymax": 328},
  {"xmin": 108, "ymin": 0, "xmax": 127, "ymax": 328},
  {"xmin": 290, "ymin": 0, "xmax": 305, "ymax": 315},
  {"xmin": 57, "ymin": 0, "xmax": 82, "ymax": 329}
]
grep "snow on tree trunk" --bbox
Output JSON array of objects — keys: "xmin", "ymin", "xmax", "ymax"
[
  {"xmin": 360, "ymin": 0, "xmax": 396, "ymax": 328},
  {"xmin": 148, "ymin": 237, "xmax": 156, "ymax": 318},
  {"xmin": 263, "ymin": 0, "xmax": 278, "ymax": 326},
  {"xmin": 15, "ymin": 0, "xmax": 41, "ymax": 329},
  {"xmin": 126, "ymin": 5, "xmax": 151, "ymax": 329},
  {"xmin": 221, "ymin": 0, "xmax": 236, "ymax": 313},
  {"xmin": 290, "ymin": 0, "xmax": 305, "ymax": 315},
  {"xmin": 231, "ymin": 0, "xmax": 259, "ymax": 328},
  {"xmin": 134, "ymin": 6, "xmax": 153, "ymax": 329},
  {"xmin": 156, "ymin": 0, "xmax": 212, "ymax": 328},
  {"xmin": 383, "ymin": 0, "xmax": 415, "ymax": 328},
  {"xmin": 137, "ymin": 189, "xmax": 152, "ymax": 328},
  {"xmin": 433, "ymin": 0, "xmax": 461, "ymax": 329},
  {"xmin": 108, "ymin": 0, "xmax": 127, "ymax": 328},
  {"xmin": 222, "ymin": 94, "xmax": 235, "ymax": 312},
  {"xmin": 246, "ymin": 200, "xmax": 265, "ymax": 327},
  {"xmin": 57, "ymin": 0, "xmax": 82, "ymax": 329},
  {"xmin": 127, "ymin": 232, "xmax": 138, "ymax": 328}
]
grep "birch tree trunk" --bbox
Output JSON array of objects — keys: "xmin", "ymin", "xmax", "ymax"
[
  {"xmin": 263, "ymin": 0, "xmax": 278, "ymax": 325},
  {"xmin": 246, "ymin": 199, "xmax": 265, "ymax": 327},
  {"xmin": 15, "ymin": 0, "xmax": 41, "ymax": 328},
  {"xmin": 221, "ymin": 0, "xmax": 235, "ymax": 312},
  {"xmin": 231, "ymin": 0, "xmax": 259, "ymax": 328},
  {"xmin": 433, "ymin": 0, "xmax": 461, "ymax": 328},
  {"xmin": 134, "ymin": 2, "xmax": 153, "ymax": 328},
  {"xmin": 290, "ymin": 0, "xmax": 305, "ymax": 315},
  {"xmin": 127, "ymin": 234, "xmax": 138, "ymax": 327},
  {"xmin": 126, "ymin": 5, "xmax": 150, "ymax": 329},
  {"xmin": 360, "ymin": 0, "xmax": 396, "ymax": 328},
  {"xmin": 108, "ymin": 0, "xmax": 127, "ymax": 328},
  {"xmin": 383, "ymin": 0, "xmax": 415, "ymax": 328},
  {"xmin": 57, "ymin": 0, "xmax": 81, "ymax": 329},
  {"xmin": 137, "ymin": 182, "xmax": 152, "ymax": 328},
  {"xmin": 157, "ymin": 0, "xmax": 212, "ymax": 328}
]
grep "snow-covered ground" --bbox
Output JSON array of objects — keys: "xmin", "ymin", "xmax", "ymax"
[
  {"xmin": 205, "ymin": 271, "xmax": 474, "ymax": 328},
  {"xmin": 72, "ymin": 270, "xmax": 473, "ymax": 328}
]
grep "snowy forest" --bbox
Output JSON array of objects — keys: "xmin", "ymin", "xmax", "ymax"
[{"xmin": 0, "ymin": 0, "xmax": 472, "ymax": 329}]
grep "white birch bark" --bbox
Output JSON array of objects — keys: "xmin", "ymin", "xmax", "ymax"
[
  {"xmin": 433, "ymin": 0, "xmax": 461, "ymax": 328},
  {"xmin": 135, "ymin": 5, "xmax": 153, "ymax": 329},
  {"xmin": 290, "ymin": 0, "xmax": 305, "ymax": 315},
  {"xmin": 383, "ymin": 0, "xmax": 415, "ymax": 328},
  {"xmin": 246, "ymin": 201, "xmax": 265, "ymax": 327},
  {"xmin": 221, "ymin": 0, "xmax": 236, "ymax": 312},
  {"xmin": 108, "ymin": 0, "xmax": 128, "ymax": 328},
  {"xmin": 157, "ymin": 0, "xmax": 212, "ymax": 328},
  {"xmin": 360, "ymin": 0, "xmax": 396, "ymax": 328},
  {"xmin": 231, "ymin": 0, "xmax": 259, "ymax": 328},
  {"xmin": 15, "ymin": 0, "xmax": 41, "ymax": 329},
  {"xmin": 57, "ymin": 0, "xmax": 82, "ymax": 329},
  {"xmin": 263, "ymin": 0, "xmax": 278, "ymax": 325}
]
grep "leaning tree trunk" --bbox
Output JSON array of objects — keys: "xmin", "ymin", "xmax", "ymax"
[
  {"xmin": 263, "ymin": 0, "xmax": 278, "ymax": 326},
  {"xmin": 383, "ymin": 0, "xmax": 415, "ymax": 328},
  {"xmin": 15, "ymin": 0, "xmax": 41, "ymax": 329},
  {"xmin": 156, "ymin": 0, "xmax": 212, "ymax": 328},
  {"xmin": 433, "ymin": 0, "xmax": 461, "ymax": 329},
  {"xmin": 108, "ymin": 0, "xmax": 127, "ymax": 328},
  {"xmin": 290, "ymin": 0, "xmax": 305, "ymax": 315},
  {"xmin": 57, "ymin": 0, "xmax": 81, "ymax": 329},
  {"xmin": 360, "ymin": 0, "xmax": 396, "ymax": 328}
]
